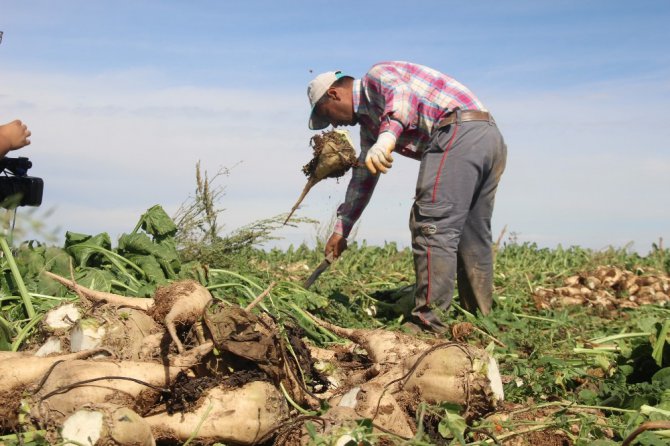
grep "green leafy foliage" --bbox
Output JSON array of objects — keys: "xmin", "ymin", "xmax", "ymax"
[
  {"xmin": 437, "ymin": 403, "xmax": 468, "ymax": 441},
  {"xmin": 133, "ymin": 204, "xmax": 178, "ymax": 239}
]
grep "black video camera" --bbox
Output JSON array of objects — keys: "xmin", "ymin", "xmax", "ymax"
[{"xmin": 0, "ymin": 157, "xmax": 44, "ymax": 207}]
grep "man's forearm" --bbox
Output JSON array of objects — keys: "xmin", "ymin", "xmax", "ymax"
[{"xmin": 334, "ymin": 165, "xmax": 380, "ymax": 237}]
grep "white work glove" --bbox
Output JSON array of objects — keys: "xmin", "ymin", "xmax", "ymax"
[{"xmin": 365, "ymin": 132, "xmax": 397, "ymax": 175}]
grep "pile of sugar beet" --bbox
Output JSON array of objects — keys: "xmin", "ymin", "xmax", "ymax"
[{"xmin": 0, "ymin": 271, "xmax": 504, "ymax": 445}]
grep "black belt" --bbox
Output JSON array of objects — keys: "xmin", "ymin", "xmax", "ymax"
[{"xmin": 436, "ymin": 110, "xmax": 491, "ymax": 128}]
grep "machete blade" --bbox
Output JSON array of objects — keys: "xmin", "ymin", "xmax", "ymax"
[{"xmin": 303, "ymin": 252, "xmax": 335, "ymax": 289}]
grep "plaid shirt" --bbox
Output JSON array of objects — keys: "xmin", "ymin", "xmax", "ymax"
[{"xmin": 334, "ymin": 61, "xmax": 487, "ymax": 237}]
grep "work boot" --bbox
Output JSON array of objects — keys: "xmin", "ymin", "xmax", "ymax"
[{"xmin": 405, "ymin": 316, "xmax": 449, "ymax": 337}]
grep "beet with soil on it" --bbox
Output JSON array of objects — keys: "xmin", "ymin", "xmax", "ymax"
[{"xmin": 284, "ymin": 129, "xmax": 358, "ymax": 224}]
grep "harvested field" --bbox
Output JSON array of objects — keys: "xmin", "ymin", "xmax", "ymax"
[{"xmin": 0, "ymin": 207, "xmax": 668, "ymax": 445}]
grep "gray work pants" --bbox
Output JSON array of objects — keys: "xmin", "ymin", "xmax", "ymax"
[{"xmin": 410, "ymin": 114, "xmax": 507, "ymax": 329}]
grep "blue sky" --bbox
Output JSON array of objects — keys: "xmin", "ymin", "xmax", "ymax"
[{"xmin": 1, "ymin": 0, "xmax": 669, "ymax": 253}]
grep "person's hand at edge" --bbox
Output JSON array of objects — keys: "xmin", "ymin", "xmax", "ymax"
[{"xmin": 0, "ymin": 120, "xmax": 32, "ymax": 159}]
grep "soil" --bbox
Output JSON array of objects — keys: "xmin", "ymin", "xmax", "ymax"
[
  {"xmin": 0, "ymin": 392, "xmax": 21, "ymax": 430},
  {"xmin": 150, "ymin": 280, "xmax": 199, "ymax": 321},
  {"xmin": 520, "ymin": 431, "xmax": 572, "ymax": 446},
  {"xmin": 423, "ymin": 414, "xmax": 449, "ymax": 446},
  {"xmin": 162, "ymin": 371, "xmax": 217, "ymax": 414},
  {"xmin": 302, "ymin": 130, "xmax": 358, "ymax": 180},
  {"xmin": 284, "ymin": 130, "xmax": 358, "ymax": 224},
  {"xmin": 451, "ymin": 322, "xmax": 475, "ymax": 341},
  {"xmin": 482, "ymin": 402, "xmax": 587, "ymax": 446},
  {"xmin": 285, "ymin": 324, "xmax": 330, "ymax": 394}
]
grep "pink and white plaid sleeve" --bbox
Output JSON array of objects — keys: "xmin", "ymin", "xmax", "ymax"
[{"xmin": 334, "ymin": 132, "xmax": 379, "ymax": 237}]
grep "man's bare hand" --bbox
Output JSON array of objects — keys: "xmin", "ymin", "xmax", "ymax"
[
  {"xmin": 325, "ymin": 233, "xmax": 347, "ymax": 259},
  {"xmin": 0, "ymin": 120, "xmax": 32, "ymax": 158}
]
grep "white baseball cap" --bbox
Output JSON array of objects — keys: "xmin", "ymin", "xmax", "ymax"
[{"xmin": 307, "ymin": 70, "xmax": 348, "ymax": 130}]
